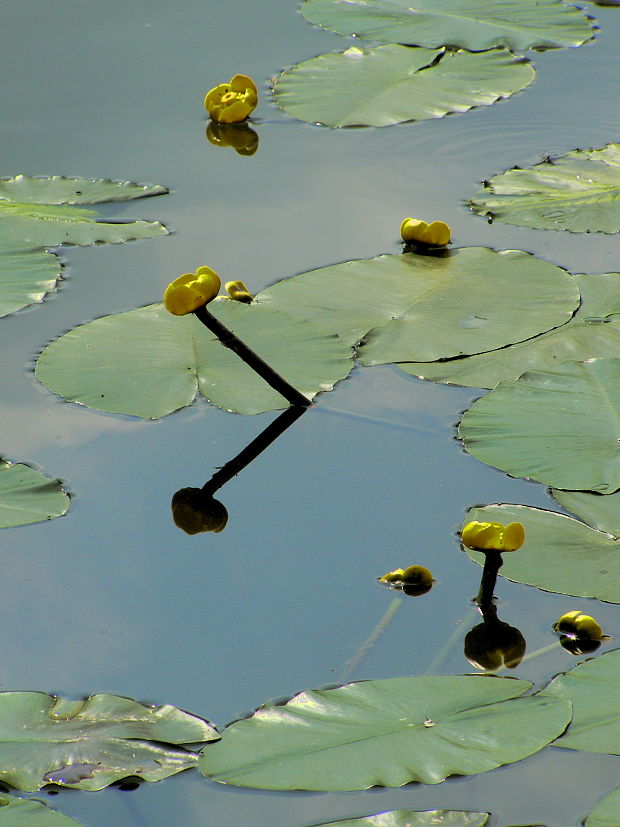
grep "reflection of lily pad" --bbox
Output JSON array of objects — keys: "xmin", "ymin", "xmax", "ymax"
[
  {"xmin": 198, "ymin": 675, "xmax": 570, "ymax": 791},
  {"xmin": 0, "ymin": 459, "xmax": 70, "ymax": 528},
  {"xmin": 459, "ymin": 359, "xmax": 620, "ymax": 493},
  {"xmin": 400, "ymin": 272, "xmax": 620, "ymax": 388},
  {"xmin": 301, "ymin": 0, "xmax": 594, "ymax": 51},
  {"xmin": 464, "ymin": 503, "xmax": 620, "ymax": 603},
  {"xmin": 259, "ymin": 248, "xmax": 578, "ymax": 363},
  {"xmin": 35, "ymin": 299, "xmax": 354, "ymax": 418},
  {"xmin": 273, "ymin": 46, "xmax": 534, "ymax": 128},
  {"xmin": 551, "ymin": 488, "xmax": 620, "ymax": 536},
  {"xmin": 0, "ymin": 794, "xmax": 83, "ymax": 825},
  {"xmin": 542, "ymin": 649, "xmax": 620, "ymax": 755},
  {"xmin": 310, "ymin": 811, "xmax": 490, "ymax": 827},
  {"xmin": 585, "ymin": 787, "xmax": 620, "ymax": 827},
  {"xmin": 0, "ymin": 691, "xmax": 218, "ymax": 791},
  {"xmin": 469, "ymin": 144, "xmax": 620, "ymax": 233}
]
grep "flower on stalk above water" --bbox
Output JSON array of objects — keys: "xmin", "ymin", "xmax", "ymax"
[
  {"xmin": 204, "ymin": 74, "xmax": 258, "ymax": 123},
  {"xmin": 400, "ymin": 218, "xmax": 451, "ymax": 247},
  {"xmin": 164, "ymin": 266, "xmax": 221, "ymax": 316},
  {"xmin": 461, "ymin": 520, "xmax": 525, "ymax": 552}
]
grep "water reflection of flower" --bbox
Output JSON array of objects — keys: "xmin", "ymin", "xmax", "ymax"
[{"xmin": 206, "ymin": 122, "xmax": 259, "ymax": 156}]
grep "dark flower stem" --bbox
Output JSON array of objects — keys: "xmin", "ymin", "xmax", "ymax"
[
  {"xmin": 476, "ymin": 552, "xmax": 504, "ymax": 610},
  {"xmin": 193, "ymin": 304, "xmax": 311, "ymax": 408}
]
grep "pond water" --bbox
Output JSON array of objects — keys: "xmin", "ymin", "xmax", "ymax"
[{"xmin": 2, "ymin": 1, "xmax": 620, "ymax": 825}]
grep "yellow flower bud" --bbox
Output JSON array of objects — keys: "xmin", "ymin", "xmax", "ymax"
[
  {"xmin": 400, "ymin": 218, "xmax": 451, "ymax": 247},
  {"xmin": 461, "ymin": 520, "xmax": 525, "ymax": 552},
  {"xmin": 379, "ymin": 564, "xmax": 434, "ymax": 596},
  {"xmin": 204, "ymin": 74, "xmax": 258, "ymax": 124},
  {"xmin": 164, "ymin": 266, "xmax": 221, "ymax": 316},
  {"xmin": 225, "ymin": 280, "xmax": 253, "ymax": 303},
  {"xmin": 554, "ymin": 610, "xmax": 603, "ymax": 641}
]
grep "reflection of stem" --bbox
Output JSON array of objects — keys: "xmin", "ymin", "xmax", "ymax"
[
  {"xmin": 202, "ymin": 405, "xmax": 306, "ymax": 495},
  {"xmin": 424, "ymin": 606, "xmax": 479, "ymax": 675},
  {"xmin": 341, "ymin": 596, "xmax": 403, "ymax": 683},
  {"xmin": 194, "ymin": 304, "xmax": 311, "ymax": 408}
]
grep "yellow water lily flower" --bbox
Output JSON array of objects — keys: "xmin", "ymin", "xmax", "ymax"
[
  {"xmin": 554, "ymin": 610, "xmax": 603, "ymax": 641},
  {"xmin": 400, "ymin": 218, "xmax": 451, "ymax": 247},
  {"xmin": 225, "ymin": 280, "xmax": 253, "ymax": 303},
  {"xmin": 461, "ymin": 520, "xmax": 525, "ymax": 552},
  {"xmin": 164, "ymin": 266, "xmax": 221, "ymax": 316},
  {"xmin": 204, "ymin": 74, "xmax": 258, "ymax": 124}
]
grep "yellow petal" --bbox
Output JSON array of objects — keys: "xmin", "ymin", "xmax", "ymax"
[
  {"xmin": 230, "ymin": 74, "xmax": 258, "ymax": 96},
  {"xmin": 501, "ymin": 522, "xmax": 525, "ymax": 551},
  {"xmin": 400, "ymin": 218, "xmax": 429, "ymax": 243},
  {"xmin": 461, "ymin": 520, "xmax": 525, "ymax": 552},
  {"xmin": 164, "ymin": 268, "xmax": 221, "ymax": 315},
  {"xmin": 204, "ymin": 83, "xmax": 229, "ymax": 113},
  {"xmin": 225, "ymin": 280, "xmax": 253, "ymax": 302},
  {"xmin": 217, "ymin": 99, "xmax": 253, "ymax": 124},
  {"xmin": 400, "ymin": 217, "xmax": 451, "ymax": 246},
  {"xmin": 426, "ymin": 220, "xmax": 451, "ymax": 246}
]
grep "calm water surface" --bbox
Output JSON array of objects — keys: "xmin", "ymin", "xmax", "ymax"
[{"xmin": 2, "ymin": 1, "xmax": 620, "ymax": 825}]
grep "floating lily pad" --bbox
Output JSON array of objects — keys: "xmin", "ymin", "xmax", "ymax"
[
  {"xmin": 469, "ymin": 144, "xmax": 620, "ymax": 233},
  {"xmin": 310, "ymin": 811, "xmax": 490, "ymax": 827},
  {"xmin": 198, "ymin": 675, "xmax": 570, "ymax": 791},
  {"xmin": 459, "ymin": 358, "xmax": 620, "ymax": 493},
  {"xmin": 400, "ymin": 272, "xmax": 620, "ymax": 388},
  {"xmin": 0, "ymin": 248, "xmax": 61, "ymax": 318},
  {"xmin": 273, "ymin": 46, "xmax": 534, "ymax": 128},
  {"xmin": 551, "ymin": 489, "xmax": 620, "ymax": 536},
  {"xmin": 258, "ymin": 248, "xmax": 578, "ymax": 363},
  {"xmin": 463, "ymin": 503, "xmax": 620, "ymax": 603},
  {"xmin": 0, "ymin": 691, "xmax": 218, "ymax": 792},
  {"xmin": 0, "ymin": 794, "xmax": 83, "ymax": 825},
  {"xmin": 542, "ymin": 649, "xmax": 620, "ymax": 755},
  {"xmin": 301, "ymin": 0, "xmax": 594, "ymax": 52},
  {"xmin": 0, "ymin": 459, "xmax": 70, "ymax": 528},
  {"xmin": 585, "ymin": 787, "xmax": 620, "ymax": 827},
  {"xmin": 35, "ymin": 299, "xmax": 354, "ymax": 418}
]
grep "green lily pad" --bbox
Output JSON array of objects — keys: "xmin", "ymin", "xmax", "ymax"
[
  {"xmin": 469, "ymin": 144, "xmax": 620, "ymax": 233},
  {"xmin": 0, "ymin": 794, "xmax": 83, "ymax": 825},
  {"xmin": 0, "ymin": 691, "xmax": 218, "ymax": 792},
  {"xmin": 198, "ymin": 675, "xmax": 570, "ymax": 791},
  {"xmin": 463, "ymin": 503, "xmax": 620, "ymax": 603},
  {"xmin": 551, "ymin": 488, "xmax": 620, "ymax": 536},
  {"xmin": 541, "ymin": 649, "xmax": 620, "ymax": 755},
  {"xmin": 0, "ymin": 248, "xmax": 61, "ymax": 318},
  {"xmin": 459, "ymin": 358, "xmax": 620, "ymax": 493},
  {"xmin": 273, "ymin": 46, "xmax": 535, "ymax": 128},
  {"xmin": 0, "ymin": 174, "xmax": 167, "ymax": 206},
  {"xmin": 259, "ymin": 249, "xmax": 578, "ymax": 364},
  {"xmin": 301, "ymin": 0, "xmax": 594, "ymax": 52},
  {"xmin": 309, "ymin": 811, "xmax": 490, "ymax": 827},
  {"xmin": 585, "ymin": 787, "xmax": 620, "ymax": 827},
  {"xmin": 0, "ymin": 459, "xmax": 70, "ymax": 528},
  {"xmin": 35, "ymin": 299, "xmax": 354, "ymax": 418},
  {"xmin": 400, "ymin": 272, "xmax": 620, "ymax": 388}
]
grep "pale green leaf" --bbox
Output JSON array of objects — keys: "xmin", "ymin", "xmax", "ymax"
[
  {"xmin": 585, "ymin": 787, "xmax": 620, "ymax": 827},
  {"xmin": 0, "ymin": 793, "xmax": 83, "ymax": 825},
  {"xmin": 0, "ymin": 459, "xmax": 69, "ymax": 528},
  {"xmin": 309, "ymin": 811, "xmax": 489, "ymax": 827},
  {"xmin": 551, "ymin": 489, "xmax": 620, "ymax": 537},
  {"xmin": 0, "ymin": 248, "xmax": 60, "ymax": 317}
]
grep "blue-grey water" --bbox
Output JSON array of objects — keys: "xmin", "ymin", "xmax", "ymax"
[{"xmin": 2, "ymin": 1, "xmax": 620, "ymax": 824}]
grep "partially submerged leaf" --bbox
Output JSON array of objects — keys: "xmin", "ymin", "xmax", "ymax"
[
  {"xmin": 585, "ymin": 786, "xmax": 620, "ymax": 827},
  {"xmin": 459, "ymin": 359, "xmax": 620, "ymax": 493},
  {"xmin": 0, "ymin": 459, "xmax": 69, "ymax": 528},
  {"xmin": 273, "ymin": 46, "xmax": 534, "ymax": 128},
  {"xmin": 0, "ymin": 174, "xmax": 167, "ymax": 205},
  {"xmin": 551, "ymin": 489, "xmax": 620, "ymax": 537},
  {"xmin": 0, "ymin": 248, "xmax": 60, "ymax": 318},
  {"xmin": 400, "ymin": 272, "xmax": 620, "ymax": 388},
  {"xmin": 541, "ymin": 649, "xmax": 620, "ymax": 755},
  {"xmin": 309, "ymin": 811, "xmax": 490, "ymax": 827},
  {"xmin": 0, "ymin": 692, "xmax": 218, "ymax": 791},
  {"xmin": 258, "ymin": 248, "xmax": 579, "ymax": 363},
  {"xmin": 301, "ymin": 0, "xmax": 595, "ymax": 52},
  {"xmin": 198, "ymin": 675, "xmax": 570, "ymax": 791},
  {"xmin": 35, "ymin": 299, "xmax": 354, "ymax": 418},
  {"xmin": 464, "ymin": 503, "xmax": 620, "ymax": 603},
  {"xmin": 0, "ymin": 793, "xmax": 83, "ymax": 825},
  {"xmin": 469, "ymin": 144, "xmax": 620, "ymax": 233}
]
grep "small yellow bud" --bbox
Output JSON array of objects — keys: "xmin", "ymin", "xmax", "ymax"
[
  {"xmin": 164, "ymin": 266, "xmax": 221, "ymax": 316},
  {"xmin": 401, "ymin": 218, "xmax": 451, "ymax": 247},
  {"xmin": 204, "ymin": 74, "xmax": 258, "ymax": 124},
  {"xmin": 225, "ymin": 280, "xmax": 253, "ymax": 303},
  {"xmin": 379, "ymin": 564, "xmax": 434, "ymax": 596},
  {"xmin": 554, "ymin": 610, "xmax": 603, "ymax": 641},
  {"xmin": 461, "ymin": 520, "xmax": 525, "ymax": 552}
]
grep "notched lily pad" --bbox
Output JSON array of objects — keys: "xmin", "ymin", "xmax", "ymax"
[
  {"xmin": 198, "ymin": 675, "xmax": 570, "ymax": 791},
  {"xmin": 0, "ymin": 459, "xmax": 70, "ymax": 528},
  {"xmin": 301, "ymin": 0, "xmax": 595, "ymax": 52},
  {"xmin": 0, "ymin": 691, "xmax": 218, "ymax": 791},
  {"xmin": 273, "ymin": 45, "xmax": 534, "ymax": 128},
  {"xmin": 469, "ymin": 144, "xmax": 620, "ymax": 233}
]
